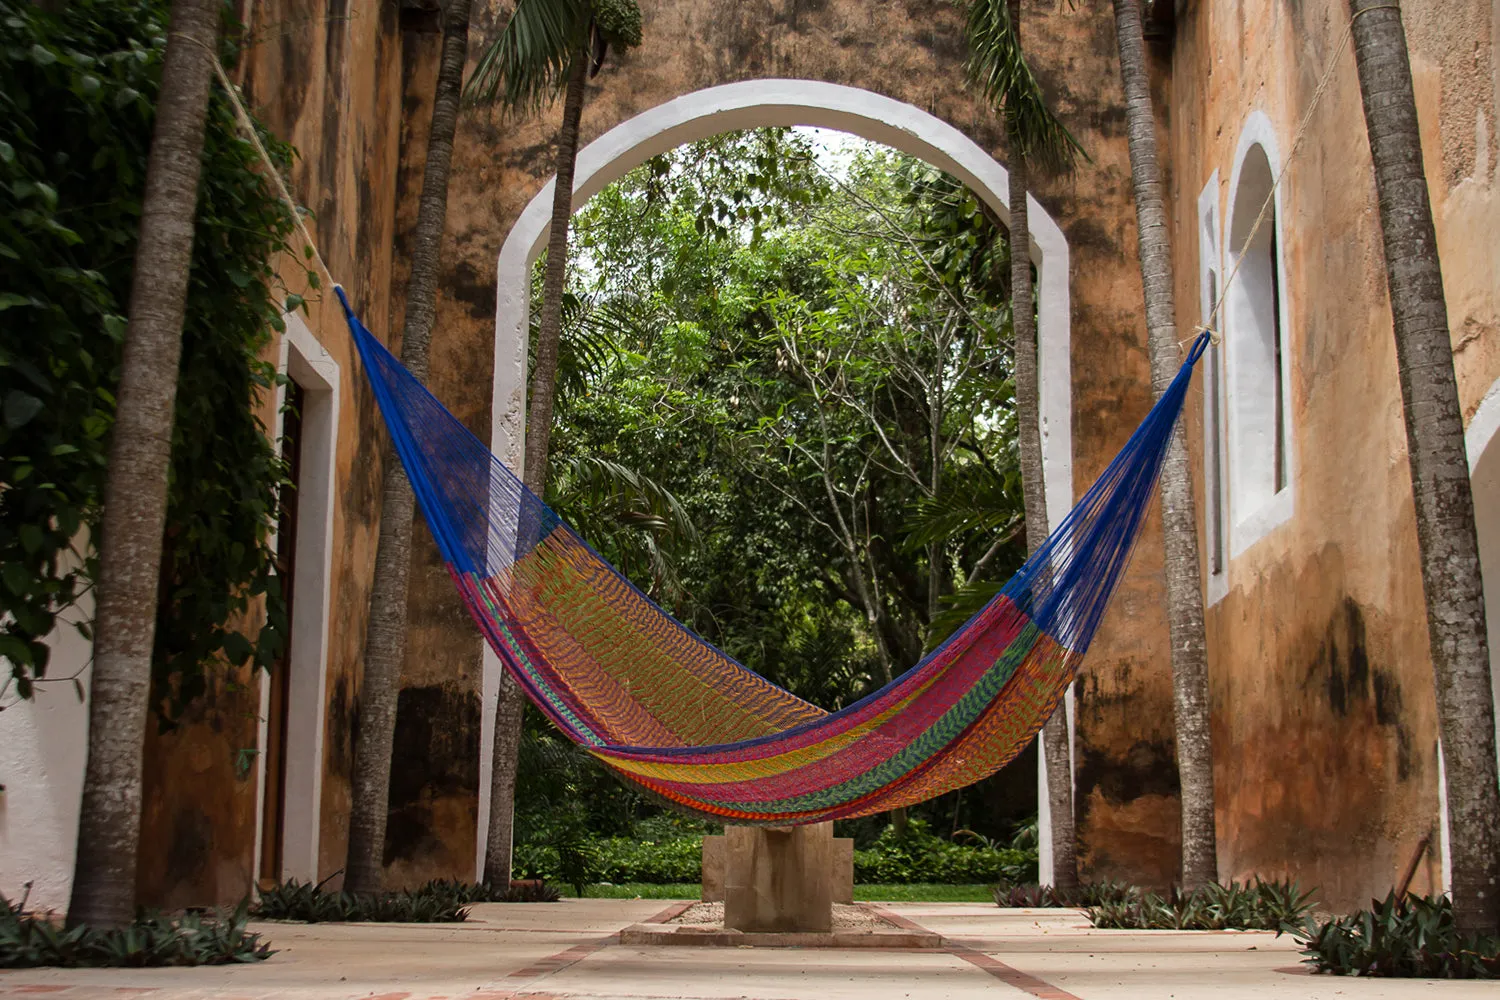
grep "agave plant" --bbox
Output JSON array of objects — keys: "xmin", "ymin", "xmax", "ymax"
[
  {"xmin": 1085, "ymin": 878, "xmax": 1316, "ymax": 932},
  {"xmin": 0, "ymin": 893, "xmax": 272, "ymax": 968},
  {"xmin": 1299, "ymin": 892, "xmax": 1500, "ymax": 979},
  {"xmin": 252, "ymin": 877, "xmax": 468, "ymax": 924}
]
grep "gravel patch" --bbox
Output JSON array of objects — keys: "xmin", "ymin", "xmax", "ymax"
[{"xmin": 666, "ymin": 901, "xmax": 893, "ymax": 930}]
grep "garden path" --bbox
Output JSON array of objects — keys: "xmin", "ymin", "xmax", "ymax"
[{"xmin": 0, "ymin": 899, "xmax": 1490, "ymax": 999}]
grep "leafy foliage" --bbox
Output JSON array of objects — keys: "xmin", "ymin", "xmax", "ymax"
[
  {"xmin": 963, "ymin": 0, "xmax": 1085, "ymax": 172},
  {"xmin": 252, "ymin": 878, "xmax": 474, "ymax": 923},
  {"xmin": 1085, "ymin": 878, "xmax": 1316, "ymax": 932},
  {"xmin": 465, "ymin": 0, "xmax": 642, "ymax": 111},
  {"xmin": 0, "ymin": 894, "xmax": 272, "ymax": 967},
  {"xmin": 509, "ymin": 127, "xmax": 1035, "ymax": 849},
  {"xmin": 991, "ymin": 879, "xmax": 1130, "ymax": 908},
  {"xmin": 1297, "ymin": 892, "xmax": 1500, "ymax": 979},
  {"xmin": 408, "ymin": 878, "xmax": 561, "ymax": 904},
  {"xmin": 853, "ymin": 819, "xmax": 1035, "ymax": 885},
  {"xmin": 515, "ymin": 819, "xmax": 1038, "ymax": 889},
  {"xmin": 0, "ymin": 0, "xmax": 307, "ymax": 718}
]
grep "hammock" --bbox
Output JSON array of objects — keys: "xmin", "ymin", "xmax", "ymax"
[{"xmin": 337, "ymin": 288, "xmax": 1208, "ymax": 825}]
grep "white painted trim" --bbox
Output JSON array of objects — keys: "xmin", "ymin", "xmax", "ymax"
[
  {"xmin": 254, "ymin": 309, "xmax": 339, "ymax": 884},
  {"xmin": 1198, "ymin": 171, "xmax": 1229, "ymax": 607},
  {"xmin": 481, "ymin": 80, "xmax": 1074, "ymax": 879},
  {"xmin": 1224, "ymin": 110, "xmax": 1296, "ymax": 559},
  {"xmin": 1465, "ymin": 379, "xmax": 1500, "ymax": 470},
  {"xmin": 1456, "ymin": 375, "xmax": 1500, "ymax": 895}
]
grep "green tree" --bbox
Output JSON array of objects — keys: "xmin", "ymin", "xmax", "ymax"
[
  {"xmin": 66, "ymin": 0, "xmax": 221, "ymax": 929},
  {"xmin": 464, "ymin": 0, "xmax": 643, "ymax": 887},
  {"xmin": 1348, "ymin": 0, "xmax": 1500, "ymax": 933},
  {"xmin": 1109, "ymin": 0, "xmax": 1216, "ymax": 889},
  {"xmin": 345, "ymin": 0, "xmax": 475, "ymax": 897},
  {"xmin": 964, "ymin": 0, "xmax": 1083, "ymax": 894}
]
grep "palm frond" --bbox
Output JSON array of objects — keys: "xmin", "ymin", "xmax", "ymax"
[
  {"xmin": 963, "ymin": 0, "xmax": 1088, "ymax": 173},
  {"xmin": 465, "ymin": 0, "xmax": 591, "ymax": 111},
  {"xmin": 549, "ymin": 454, "xmax": 700, "ymax": 548},
  {"xmin": 925, "ymin": 578, "xmax": 1006, "ymax": 651},
  {"xmin": 903, "ymin": 498, "xmax": 1021, "ymax": 551}
]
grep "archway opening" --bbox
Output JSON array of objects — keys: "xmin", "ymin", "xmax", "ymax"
[
  {"xmin": 1226, "ymin": 144, "xmax": 1288, "ymax": 530},
  {"xmin": 482, "ymin": 81, "xmax": 1073, "ymax": 880}
]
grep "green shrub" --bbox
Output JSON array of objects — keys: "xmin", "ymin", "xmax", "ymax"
[
  {"xmin": 1298, "ymin": 892, "xmax": 1499, "ymax": 979},
  {"xmin": 514, "ymin": 819, "xmax": 1038, "ymax": 888},
  {"xmin": 852, "ymin": 820, "xmax": 1036, "ymax": 885},
  {"xmin": 252, "ymin": 878, "xmax": 468, "ymax": 923},
  {"xmin": 0, "ymin": 895, "xmax": 271, "ymax": 968},
  {"xmin": 556, "ymin": 829, "xmax": 604, "ymax": 897},
  {"xmin": 1086, "ymin": 878, "xmax": 1315, "ymax": 931},
  {"xmin": 1, "ymin": 0, "xmax": 313, "ymax": 715},
  {"xmin": 994, "ymin": 880, "xmax": 1134, "ymax": 908},
  {"xmin": 515, "ymin": 836, "xmax": 704, "ymax": 885},
  {"xmin": 419, "ymin": 878, "xmax": 561, "ymax": 904}
]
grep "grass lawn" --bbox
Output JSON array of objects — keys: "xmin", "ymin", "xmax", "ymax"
[
  {"xmin": 563, "ymin": 883, "xmax": 993, "ymax": 903},
  {"xmin": 854, "ymin": 884, "xmax": 994, "ymax": 902}
]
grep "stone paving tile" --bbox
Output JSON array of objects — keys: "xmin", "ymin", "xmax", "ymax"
[{"xmin": 4, "ymin": 901, "xmax": 1499, "ymax": 999}]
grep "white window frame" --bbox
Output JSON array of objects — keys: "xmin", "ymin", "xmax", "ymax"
[
  {"xmin": 1198, "ymin": 171, "xmax": 1229, "ymax": 606},
  {"xmin": 1224, "ymin": 111, "xmax": 1295, "ymax": 557},
  {"xmin": 252, "ymin": 308, "xmax": 340, "ymax": 885}
]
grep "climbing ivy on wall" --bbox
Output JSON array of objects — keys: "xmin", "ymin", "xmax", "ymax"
[{"xmin": 0, "ymin": 0, "xmax": 311, "ymax": 721}]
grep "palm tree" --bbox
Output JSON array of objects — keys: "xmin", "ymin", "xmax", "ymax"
[
  {"xmin": 965, "ymin": 0, "xmax": 1084, "ymax": 895},
  {"xmin": 344, "ymin": 0, "xmax": 475, "ymax": 895},
  {"xmin": 464, "ymin": 0, "xmax": 642, "ymax": 888},
  {"xmin": 1108, "ymin": 0, "xmax": 1217, "ymax": 890},
  {"xmin": 1347, "ymin": 0, "xmax": 1500, "ymax": 934},
  {"xmin": 65, "ymin": 0, "xmax": 221, "ymax": 930}
]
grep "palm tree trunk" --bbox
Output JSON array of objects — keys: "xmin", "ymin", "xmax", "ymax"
[
  {"xmin": 1007, "ymin": 95, "xmax": 1078, "ymax": 895},
  {"xmin": 521, "ymin": 56, "xmax": 588, "ymax": 493},
  {"xmin": 65, "ymin": 0, "xmax": 220, "ymax": 930},
  {"xmin": 485, "ymin": 51, "xmax": 589, "ymax": 888},
  {"xmin": 1349, "ymin": 0, "xmax": 1500, "ymax": 934},
  {"xmin": 345, "ymin": 0, "xmax": 472, "ymax": 896},
  {"xmin": 1110, "ymin": 0, "xmax": 1217, "ymax": 890}
]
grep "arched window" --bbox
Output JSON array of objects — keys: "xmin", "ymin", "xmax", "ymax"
[
  {"xmin": 1198, "ymin": 172, "xmax": 1227, "ymax": 603},
  {"xmin": 1225, "ymin": 113, "xmax": 1293, "ymax": 554}
]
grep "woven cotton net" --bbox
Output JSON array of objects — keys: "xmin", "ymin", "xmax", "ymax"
[{"xmin": 339, "ymin": 288, "xmax": 1207, "ymax": 824}]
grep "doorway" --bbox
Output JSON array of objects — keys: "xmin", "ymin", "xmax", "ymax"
[{"xmin": 259, "ymin": 381, "xmax": 305, "ymax": 888}]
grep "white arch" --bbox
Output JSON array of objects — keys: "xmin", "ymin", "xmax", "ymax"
[
  {"xmin": 1437, "ymin": 376, "xmax": 1500, "ymax": 893},
  {"xmin": 1224, "ymin": 109, "xmax": 1296, "ymax": 557},
  {"xmin": 479, "ymin": 79, "xmax": 1074, "ymax": 878}
]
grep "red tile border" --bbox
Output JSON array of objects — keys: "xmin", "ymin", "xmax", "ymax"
[
  {"xmin": 866, "ymin": 905, "xmax": 1085, "ymax": 1000},
  {"xmin": 642, "ymin": 900, "xmax": 695, "ymax": 924},
  {"xmin": 506, "ymin": 933, "xmax": 618, "ymax": 980},
  {"xmin": 946, "ymin": 942, "xmax": 1086, "ymax": 1000}
]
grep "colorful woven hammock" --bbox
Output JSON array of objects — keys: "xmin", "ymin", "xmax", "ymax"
[{"xmin": 338, "ymin": 288, "xmax": 1208, "ymax": 825}]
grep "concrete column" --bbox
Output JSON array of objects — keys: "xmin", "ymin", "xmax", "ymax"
[{"xmin": 723, "ymin": 823, "xmax": 834, "ymax": 933}]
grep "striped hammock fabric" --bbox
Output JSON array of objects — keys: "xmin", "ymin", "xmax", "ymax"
[{"xmin": 338, "ymin": 288, "xmax": 1208, "ymax": 825}]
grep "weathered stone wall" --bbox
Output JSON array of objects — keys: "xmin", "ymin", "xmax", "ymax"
[
  {"xmin": 405, "ymin": 0, "xmax": 1173, "ymax": 888},
  {"xmin": 116, "ymin": 0, "xmax": 1500, "ymax": 911},
  {"xmin": 1168, "ymin": 0, "xmax": 1499, "ymax": 909}
]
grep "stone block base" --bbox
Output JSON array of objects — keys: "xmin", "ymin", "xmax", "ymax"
[
  {"xmin": 701, "ymin": 826, "xmax": 853, "ymax": 908},
  {"xmin": 724, "ymin": 823, "xmax": 831, "ymax": 932}
]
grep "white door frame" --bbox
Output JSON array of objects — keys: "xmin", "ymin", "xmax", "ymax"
[{"xmin": 253, "ymin": 309, "xmax": 340, "ymax": 884}]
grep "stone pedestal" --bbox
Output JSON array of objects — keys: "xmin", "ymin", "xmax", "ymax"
[
  {"xmin": 700, "ymin": 827, "xmax": 853, "ymax": 907},
  {"xmin": 722, "ymin": 823, "xmax": 833, "ymax": 932},
  {"xmin": 701, "ymin": 834, "xmax": 726, "ymax": 902},
  {"xmin": 832, "ymin": 836, "xmax": 854, "ymax": 905}
]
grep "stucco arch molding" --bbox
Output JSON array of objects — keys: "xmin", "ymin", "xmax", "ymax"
[{"xmin": 482, "ymin": 79, "xmax": 1074, "ymax": 877}]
